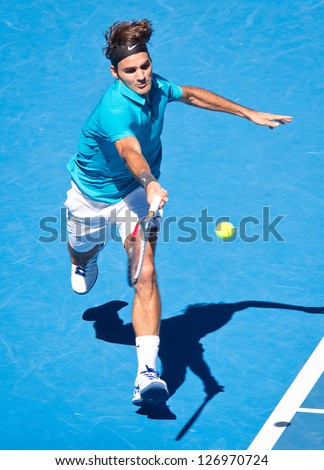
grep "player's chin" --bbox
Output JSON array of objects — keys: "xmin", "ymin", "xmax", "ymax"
[{"xmin": 136, "ymin": 82, "xmax": 151, "ymax": 95}]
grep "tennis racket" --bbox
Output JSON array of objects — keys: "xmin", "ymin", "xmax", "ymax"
[{"xmin": 127, "ymin": 195, "xmax": 162, "ymax": 287}]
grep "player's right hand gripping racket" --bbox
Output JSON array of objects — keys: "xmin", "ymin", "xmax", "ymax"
[{"xmin": 127, "ymin": 195, "xmax": 162, "ymax": 287}]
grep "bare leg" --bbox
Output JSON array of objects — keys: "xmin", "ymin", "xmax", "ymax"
[
  {"xmin": 124, "ymin": 229, "xmax": 161, "ymax": 337},
  {"xmin": 125, "ymin": 229, "xmax": 169, "ymax": 404}
]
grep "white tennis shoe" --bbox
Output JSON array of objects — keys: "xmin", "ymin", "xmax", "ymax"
[
  {"xmin": 132, "ymin": 366, "xmax": 169, "ymax": 406},
  {"xmin": 71, "ymin": 244, "xmax": 105, "ymax": 295}
]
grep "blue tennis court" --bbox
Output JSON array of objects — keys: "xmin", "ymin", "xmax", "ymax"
[{"xmin": 1, "ymin": 0, "xmax": 323, "ymax": 458}]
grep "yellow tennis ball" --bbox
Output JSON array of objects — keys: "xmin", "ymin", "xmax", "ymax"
[{"xmin": 215, "ymin": 221, "xmax": 235, "ymax": 240}]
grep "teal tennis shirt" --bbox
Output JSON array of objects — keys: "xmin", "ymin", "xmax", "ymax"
[{"xmin": 67, "ymin": 73, "xmax": 183, "ymax": 204}]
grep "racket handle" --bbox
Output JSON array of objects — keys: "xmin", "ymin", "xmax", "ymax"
[{"xmin": 150, "ymin": 195, "xmax": 162, "ymax": 214}]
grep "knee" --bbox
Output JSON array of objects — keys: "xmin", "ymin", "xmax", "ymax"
[{"xmin": 135, "ymin": 261, "xmax": 156, "ymax": 290}]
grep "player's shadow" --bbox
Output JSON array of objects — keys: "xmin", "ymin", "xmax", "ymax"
[{"xmin": 83, "ymin": 299, "xmax": 323, "ymax": 421}]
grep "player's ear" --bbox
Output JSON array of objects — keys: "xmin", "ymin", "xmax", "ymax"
[{"xmin": 110, "ymin": 64, "xmax": 118, "ymax": 79}]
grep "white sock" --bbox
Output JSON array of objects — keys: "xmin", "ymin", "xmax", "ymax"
[{"xmin": 135, "ymin": 335, "xmax": 160, "ymax": 376}]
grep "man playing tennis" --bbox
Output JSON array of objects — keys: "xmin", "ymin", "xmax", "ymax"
[{"xmin": 65, "ymin": 19, "xmax": 292, "ymax": 407}]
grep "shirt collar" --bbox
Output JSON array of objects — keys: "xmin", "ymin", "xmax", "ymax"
[{"xmin": 115, "ymin": 74, "xmax": 162, "ymax": 105}]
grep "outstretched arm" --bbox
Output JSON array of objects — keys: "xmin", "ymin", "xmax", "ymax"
[
  {"xmin": 115, "ymin": 136, "xmax": 168, "ymax": 207},
  {"xmin": 179, "ymin": 86, "xmax": 293, "ymax": 129}
]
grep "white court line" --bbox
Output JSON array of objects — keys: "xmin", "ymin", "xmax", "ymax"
[
  {"xmin": 298, "ymin": 407, "xmax": 324, "ymax": 414},
  {"xmin": 248, "ymin": 336, "xmax": 324, "ymax": 450}
]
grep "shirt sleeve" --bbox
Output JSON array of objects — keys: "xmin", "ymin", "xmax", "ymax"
[
  {"xmin": 166, "ymin": 79, "xmax": 183, "ymax": 102},
  {"xmin": 154, "ymin": 73, "xmax": 183, "ymax": 103}
]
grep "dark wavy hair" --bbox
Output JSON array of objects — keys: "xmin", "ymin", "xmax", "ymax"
[{"xmin": 102, "ymin": 19, "xmax": 154, "ymax": 60}]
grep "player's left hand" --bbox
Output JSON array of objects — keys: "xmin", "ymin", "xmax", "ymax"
[{"xmin": 249, "ymin": 111, "xmax": 293, "ymax": 129}]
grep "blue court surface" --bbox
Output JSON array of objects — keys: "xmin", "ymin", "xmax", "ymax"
[{"xmin": 1, "ymin": 0, "xmax": 323, "ymax": 458}]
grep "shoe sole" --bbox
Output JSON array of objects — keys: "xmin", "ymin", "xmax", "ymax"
[
  {"xmin": 140, "ymin": 382, "xmax": 169, "ymax": 404},
  {"xmin": 132, "ymin": 397, "xmax": 145, "ymax": 406}
]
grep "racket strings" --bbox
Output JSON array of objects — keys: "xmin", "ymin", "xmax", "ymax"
[{"xmin": 127, "ymin": 208, "xmax": 159, "ymax": 286}]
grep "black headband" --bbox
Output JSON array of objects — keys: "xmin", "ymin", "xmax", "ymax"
[{"xmin": 109, "ymin": 43, "xmax": 149, "ymax": 68}]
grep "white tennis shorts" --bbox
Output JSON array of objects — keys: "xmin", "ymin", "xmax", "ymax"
[{"xmin": 65, "ymin": 182, "xmax": 162, "ymax": 253}]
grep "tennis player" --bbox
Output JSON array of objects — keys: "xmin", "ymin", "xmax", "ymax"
[{"xmin": 65, "ymin": 19, "xmax": 292, "ymax": 406}]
